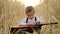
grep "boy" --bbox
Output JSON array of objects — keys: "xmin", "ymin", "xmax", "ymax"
[{"xmin": 19, "ymin": 6, "xmax": 43, "ymax": 34}]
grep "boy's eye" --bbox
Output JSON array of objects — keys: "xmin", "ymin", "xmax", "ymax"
[
  {"xmin": 26, "ymin": 12, "xmax": 35, "ymax": 16},
  {"xmin": 28, "ymin": 14, "xmax": 33, "ymax": 16}
]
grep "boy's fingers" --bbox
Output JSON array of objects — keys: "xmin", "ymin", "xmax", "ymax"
[{"xmin": 35, "ymin": 21, "xmax": 40, "ymax": 25}]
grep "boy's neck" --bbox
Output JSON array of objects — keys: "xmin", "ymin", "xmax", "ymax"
[{"xmin": 28, "ymin": 16, "xmax": 35, "ymax": 20}]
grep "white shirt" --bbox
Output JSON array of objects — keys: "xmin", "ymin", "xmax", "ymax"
[{"xmin": 19, "ymin": 17, "xmax": 44, "ymax": 25}]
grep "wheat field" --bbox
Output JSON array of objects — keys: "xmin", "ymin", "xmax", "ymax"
[{"xmin": 0, "ymin": 0, "xmax": 60, "ymax": 34}]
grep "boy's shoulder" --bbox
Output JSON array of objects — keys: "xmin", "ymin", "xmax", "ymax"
[
  {"xmin": 23, "ymin": 16, "xmax": 39, "ymax": 20},
  {"xmin": 22, "ymin": 17, "xmax": 27, "ymax": 21}
]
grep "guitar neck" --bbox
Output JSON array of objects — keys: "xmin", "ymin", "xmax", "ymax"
[{"xmin": 39, "ymin": 22, "xmax": 58, "ymax": 26}]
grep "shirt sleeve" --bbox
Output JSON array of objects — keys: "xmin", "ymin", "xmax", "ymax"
[
  {"xmin": 19, "ymin": 18, "xmax": 26, "ymax": 26},
  {"xmin": 37, "ymin": 17, "xmax": 44, "ymax": 24}
]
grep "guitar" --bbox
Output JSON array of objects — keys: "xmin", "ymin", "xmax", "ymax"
[{"xmin": 10, "ymin": 22, "xmax": 58, "ymax": 33}]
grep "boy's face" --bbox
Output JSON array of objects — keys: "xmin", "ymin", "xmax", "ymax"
[{"xmin": 26, "ymin": 11, "xmax": 35, "ymax": 19}]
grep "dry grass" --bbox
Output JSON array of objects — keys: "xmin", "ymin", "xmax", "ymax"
[{"xmin": 0, "ymin": 0, "xmax": 60, "ymax": 34}]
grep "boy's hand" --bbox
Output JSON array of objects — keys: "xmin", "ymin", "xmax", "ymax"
[{"xmin": 35, "ymin": 21, "xmax": 40, "ymax": 25}]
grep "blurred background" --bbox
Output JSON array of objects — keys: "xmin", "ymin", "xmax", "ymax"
[{"xmin": 0, "ymin": 0, "xmax": 60, "ymax": 34}]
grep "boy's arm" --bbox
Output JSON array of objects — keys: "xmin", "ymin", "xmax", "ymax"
[
  {"xmin": 40, "ymin": 18, "xmax": 44, "ymax": 24},
  {"xmin": 36, "ymin": 17, "xmax": 44, "ymax": 25},
  {"xmin": 19, "ymin": 18, "xmax": 26, "ymax": 26},
  {"xmin": 19, "ymin": 18, "xmax": 32, "ymax": 26}
]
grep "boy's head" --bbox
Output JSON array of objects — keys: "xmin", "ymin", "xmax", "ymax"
[{"xmin": 25, "ymin": 6, "xmax": 35, "ymax": 19}]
